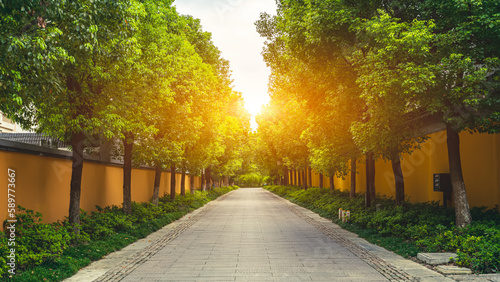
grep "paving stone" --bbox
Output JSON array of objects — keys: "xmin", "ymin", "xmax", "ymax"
[
  {"xmin": 418, "ymin": 278, "xmax": 456, "ymax": 282},
  {"xmin": 436, "ymin": 265, "xmax": 473, "ymax": 275},
  {"xmin": 449, "ymin": 276, "xmax": 492, "ymax": 282},
  {"xmin": 481, "ymin": 274, "xmax": 500, "ymax": 282},
  {"xmin": 417, "ymin": 252, "xmax": 458, "ymax": 265}
]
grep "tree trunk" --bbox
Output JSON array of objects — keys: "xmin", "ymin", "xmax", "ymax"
[
  {"xmin": 122, "ymin": 133, "xmax": 133, "ymax": 214},
  {"xmin": 308, "ymin": 167, "xmax": 312, "ymax": 187},
  {"xmin": 298, "ymin": 169, "xmax": 302, "ymax": 187},
  {"xmin": 201, "ymin": 171, "xmax": 205, "ymax": 191},
  {"xmin": 205, "ymin": 167, "xmax": 211, "ymax": 190},
  {"xmin": 170, "ymin": 164, "xmax": 176, "ymax": 200},
  {"xmin": 293, "ymin": 169, "xmax": 296, "ymax": 186},
  {"xmin": 68, "ymin": 132, "xmax": 85, "ymax": 233},
  {"xmin": 152, "ymin": 164, "xmax": 161, "ymax": 206},
  {"xmin": 370, "ymin": 155, "xmax": 376, "ymax": 202},
  {"xmin": 329, "ymin": 174, "xmax": 334, "ymax": 191},
  {"xmin": 180, "ymin": 165, "xmax": 186, "ymax": 196},
  {"xmin": 319, "ymin": 173, "xmax": 323, "ymax": 188},
  {"xmin": 447, "ymin": 124, "xmax": 472, "ymax": 227},
  {"xmin": 350, "ymin": 159, "xmax": 356, "ymax": 198},
  {"xmin": 190, "ymin": 174, "xmax": 195, "ymax": 194},
  {"xmin": 284, "ymin": 166, "xmax": 289, "ymax": 186},
  {"xmin": 365, "ymin": 153, "xmax": 373, "ymax": 208},
  {"xmin": 391, "ymin": 157, "xmax": 405, "ymax": 206},
  {"xmin": 302, "ymin": 169, "xmax": 307, "ymax": 190}
]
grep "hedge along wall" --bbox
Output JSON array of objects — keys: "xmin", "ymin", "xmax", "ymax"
[
  {"xmin": 0, "ymin": 142, "xmax": 202, "ymax": 225},
  {"xmin": 296, "ymin": 130, "xmax": 500, "ymax": 208}
]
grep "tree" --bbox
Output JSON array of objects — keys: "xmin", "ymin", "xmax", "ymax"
[
  {"xmin": 1, "ymin": 0, "xmax": 133, "ymax": 230},
  {"xmin": 0, "ymin": 1, "xmax": 69, "ymax": 124},
  {"xmin": 180, "ymin": 15, "xmax": 251, "ymax": 189},
  {"xmin": 212, "ymin": 97, "xmax": 251, "ymax": 184},
  {"xmin": 418, "ymin": 0, "xmax": 499, "ymax": 227},
  {"xmin": 179, "ymin": 15, "xmax": 247, "ymax": 193},
  {"xmin": 255, "ymin": 104, "xmax": 286, "ymax": 184},
  {"xmin": 234, "ymin": 132, "xmax": 263, "ymax": 187},
  {"xmin": 348, "ymin": 12, "xmax": 434, "ymax": 205},
  {"xmin": 105, "ymin": 0, "xmax": 204, "ymax": 209},
  {"xmin": 350, "ymin": 2, "xmax": 500, "ymax": 224}
]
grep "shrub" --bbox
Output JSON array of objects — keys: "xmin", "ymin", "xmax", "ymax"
[
  {"xmin": 14, "ymin": 206, "xmax": 73, "ymax": 269},
  {"xmin": 456, "ymin": 226, "xmax": 500, "ymax": 273},
  {"xmin": 79, "ymin": 205, "xmax": 133, "ymax": 240},
  {"xmin": 130, "ymin": 202, "xmax": 165, "ymax": 224},
  {"xmin": 0, "ymin": 234, "xmax": 10, "ymax": 277}
]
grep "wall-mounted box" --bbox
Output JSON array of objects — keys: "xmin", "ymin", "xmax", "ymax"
[{"xmin": 433, "ymin": 173, "xmax": 451, "ymax": 192}]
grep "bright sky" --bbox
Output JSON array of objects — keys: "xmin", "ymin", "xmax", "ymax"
[{"xmin": 174, "ymin": 0, "xmax": 277, "ymax": 129}]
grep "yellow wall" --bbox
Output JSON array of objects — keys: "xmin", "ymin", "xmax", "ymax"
[
  {"xmin": 460, "ymin": 132, "xmax": 500, "ymax": 207},
  {"xmin": 0, "ymin": 150, "xmax": 201, "ymax": 224},
  {"xmin": 296, "ymin": 131, "xmax": 500, "ymax": 208}
]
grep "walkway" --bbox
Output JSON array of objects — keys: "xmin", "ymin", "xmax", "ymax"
[{"xmin": 66, "ymin": 188, "xmax": 495, "ymax": 281}]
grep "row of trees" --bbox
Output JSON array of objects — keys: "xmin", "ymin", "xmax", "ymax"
[
  {"xmin": 1, "ymin": 0, "xmax": 250, "ymax": 231},
  {"xmin": 255, "ymin": 0, "xmax": 500, "ymax": 227}
]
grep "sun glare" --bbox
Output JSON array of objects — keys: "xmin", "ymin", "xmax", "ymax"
[
  {"xmin": 244, "ymin": 101, "xmax": 262, "ymax": 117},
  {"xmin": 244, "ymin": 98, "xmax": 268, "ymax": 130},
  {"xmin": 244, "ymin": 96, "xmax": 269, "ymax": 118}
]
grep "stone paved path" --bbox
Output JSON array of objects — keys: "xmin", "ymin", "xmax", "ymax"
[
  {"xmin": 68, "ymin": 188, "xmax": 500, "ymax": 281},
  {"xmin": 112, "ymin": 188, "xmax": 390, "ymax": 281}
]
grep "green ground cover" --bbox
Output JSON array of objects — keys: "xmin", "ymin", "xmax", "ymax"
[
  {"xmin": 0, "ymin": 186, "xmax": 238, "ymax": 281},
  {"xmin": 265, "ymin": 185, "xmax": 500, "ymax": 274}
]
